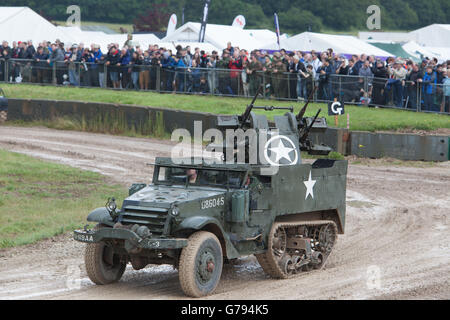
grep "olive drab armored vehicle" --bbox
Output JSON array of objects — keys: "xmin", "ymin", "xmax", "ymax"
[{"xmin": 74, "ymin": 87, "xmax": 348, "ymax": 297}]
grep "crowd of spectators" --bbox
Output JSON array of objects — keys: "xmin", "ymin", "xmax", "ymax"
[{"xmin": 1, "ymin": 39, "xmax": 449, "ymax": 113}]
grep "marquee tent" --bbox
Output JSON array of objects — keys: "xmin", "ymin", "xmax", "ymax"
[
  {"xmin": 402, "ymin": 41, "xmax": 450, "ymax": 63},
  {"xmin": 368, "ymin": 41, "xmax": 420, "ymax": 62},
  {"xmin": 161, "ymin": 22, "xmax": 280, "ymax": 51},
  {"xmin": 0, "ymin": 7, "xmax": 74, "ymax": 45},
  {"xmin": 56, "ymin": 26, "xmax": 161, "ymax": 52},
  {"xmin": 262, "ymin": 32, "xmax": 392, "ymax": 58},
  {"xmin": 358, "ymin": 31, "xmax": 415, "ymax": 42},
  {"xmin": 409, "ymin": 24, "xmax": 450, "ymax": 48},
  {"xmin": 157, "ymin": 41, "xmax": 220, "ymax": 53}
]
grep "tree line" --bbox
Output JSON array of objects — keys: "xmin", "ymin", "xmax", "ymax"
[{"xmin": 4, "ymin": 0, "xmax": 449, "ymax": 33}]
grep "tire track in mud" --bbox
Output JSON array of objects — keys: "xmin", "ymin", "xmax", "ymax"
[{"xmin": 0, "ymin": 126, "xmax": 449, "ymax": 300}]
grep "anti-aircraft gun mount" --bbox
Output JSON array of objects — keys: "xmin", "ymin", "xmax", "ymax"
[{"xmin": 213, "ymin": 86, "xmax": 333, "ymax": 162}]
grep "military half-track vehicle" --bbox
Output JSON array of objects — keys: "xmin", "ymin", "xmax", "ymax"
[{"xmin": 74, "ymin": 87, "xmax": 348, "ymax": 297}]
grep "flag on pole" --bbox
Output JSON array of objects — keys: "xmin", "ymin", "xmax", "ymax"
[
  {"xmin": 166, "ymin": 14, "xmax": 177, "ymax": 36},
  {"xmin": 274, "ymin": 13, "xmax": 281, "ymax": 50},
  {"xmin": 199, "ymin": 0, "xmax": 211, "ymax": 43},
  {"xmin": 232, "ymin": 15, "xmax": 246, "ymax": 29}
]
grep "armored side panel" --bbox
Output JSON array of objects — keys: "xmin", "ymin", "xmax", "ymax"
[{"xmin": 271, "ymin": 160, "xmax": 347, "ymax": 231}]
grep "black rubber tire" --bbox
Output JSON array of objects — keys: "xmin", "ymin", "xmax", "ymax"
[
  {"xmin": 84, "ymin": 225, "xmax": 126, "ymax": 285},
  {"xmin": 178, "ymin": 231, "xmax": 223, "ymax": 297}
]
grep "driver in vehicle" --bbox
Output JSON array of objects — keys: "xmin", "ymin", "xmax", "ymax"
[{"xmin": 186, "ymin": 169, "xmax": 198, "ymax": 184}]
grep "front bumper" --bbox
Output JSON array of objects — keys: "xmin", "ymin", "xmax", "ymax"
[{"xmin": 73, "ymin": 228, "xmax": 188, "ymax": 250}]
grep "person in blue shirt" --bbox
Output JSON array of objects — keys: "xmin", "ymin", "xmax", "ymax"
[
  {"xmin": 86, "ymin": 44, "xmax": 102, "ymax": 87},
  {"xmin": 161, "ymin": 51, "xmax": 176, "ymax": 91},
  {"xmin": 420, "ymin": 66, "xmax": 437, "ymax": 111},
  {"xmin": 442, "ymin": 70, "xmax": 450, "ymax": 113},
  {"xmin": 119, "ymin": 48, "xmax": 131, "ymax": 89},
  {"xmin": 175, "ymin": 54, "xmax": 187, "ymax": 92}
]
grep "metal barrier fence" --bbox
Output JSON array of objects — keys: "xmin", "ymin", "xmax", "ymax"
[{"xmin": 1, "ymin": 58, "xmax": 449, "ymax": 114}]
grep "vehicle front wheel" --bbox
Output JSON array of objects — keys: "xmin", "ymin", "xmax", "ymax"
[
  {"xmin": 178, "ymin": 231, "xmax": 223, "ymax": 297},
  {"xmin": 84, "ymin": 226, "xmax": 126, "ymax": 285}
]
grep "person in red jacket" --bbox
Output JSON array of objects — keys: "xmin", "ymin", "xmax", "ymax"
[{"xmin": 228, "ymin": 51, "xmax": 243, "ymax": 95}]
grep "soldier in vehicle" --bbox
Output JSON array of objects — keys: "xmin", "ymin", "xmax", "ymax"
[{"xmin": 186, "ymin": 169, "xmax": 198, "ymax": 184}]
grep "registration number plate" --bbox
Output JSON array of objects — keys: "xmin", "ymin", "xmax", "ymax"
[{"xmin": 74, "ymin": 232, "xmax": 95, "ymax": 243}]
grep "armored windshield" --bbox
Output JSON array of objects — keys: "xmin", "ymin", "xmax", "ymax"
[{"xmin": 155, "ymin": 166, "xmax": 245, "ymax": 188}]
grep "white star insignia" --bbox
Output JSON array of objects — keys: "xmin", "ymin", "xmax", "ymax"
[
  {"xmin": 304, "ymin": 171, "xmax": 316, "ymax": 200},
  {"xmin": 269, "ymin": 139, "xmax": 295, "ymax": 163}
]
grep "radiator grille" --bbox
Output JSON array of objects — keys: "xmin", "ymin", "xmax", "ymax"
[{"xmin": 121, "ymin": 206, "xmax": 168, "ymax": 235}]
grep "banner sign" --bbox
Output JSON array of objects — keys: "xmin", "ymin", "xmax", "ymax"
[
  {"xmin": 274, "ymin": 13, "xmax": 281, "ymax": 49},
  {"xmin": 199, "ymin": 0, "xmax": 211, "ymax": 42},
  {"xmin": 232, "ymin": 15, "xmax": 246, "ymax": 29},
  {"xmin": 167, "ymin": 14, "xmax": 177, "ymax": 36}
]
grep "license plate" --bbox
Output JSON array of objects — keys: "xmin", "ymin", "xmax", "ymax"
[{"xmin": 74, "ymin": 232, "xmax": 95, "ymax": 243}]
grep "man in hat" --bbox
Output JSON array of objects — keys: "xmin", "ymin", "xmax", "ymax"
[
  {"xmin": 270, "ymin": 51, "xmax": 287, "ymax": 98},
  {"xmin": 388, "ymin": 61, "xmax": 407, "ymax": 108},
  {"xmin": 246, "ymin": 53, "xmax": 263, "ymax": 96}
]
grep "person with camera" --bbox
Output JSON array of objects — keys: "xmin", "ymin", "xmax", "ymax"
[
  {"xmin": 206, "ymin": 51, "xmax": 218, "ymax": 94},
  {"xmin": 66, "ymin": 44, "xmax": 81, "ymax": 86}
]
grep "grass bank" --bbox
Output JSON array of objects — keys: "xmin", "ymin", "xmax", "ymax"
[
  {"xmin": 2, "ymin": 84, "xmax": 449, "ymax": 132},
  {"xmin": 0, "ymin": 150, "xmax": 127, "ymax": 248}
]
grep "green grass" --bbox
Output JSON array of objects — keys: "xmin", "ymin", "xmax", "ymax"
[
  {"xmin": 3, "ymin": 84, "xmax": 449, "ymax": 132},
  {"xmin": 0, "ymin": 150, "xmax": 127, "ymax": 248}
]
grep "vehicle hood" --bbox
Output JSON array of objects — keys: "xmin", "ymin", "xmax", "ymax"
[{"xmin": 123, "ymin": 185, "xmax": 226, "ymax": 208}]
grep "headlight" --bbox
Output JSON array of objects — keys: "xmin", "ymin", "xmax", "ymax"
[
  {"xmin": 171, "ymin": 206, "xmax": 180, "ymax": 216},
  {"xmin": 106, "ymin": 197, "xmax": 117, "ymax": 214}
]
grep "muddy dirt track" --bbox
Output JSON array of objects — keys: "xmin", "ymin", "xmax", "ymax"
[{"xmin": 0, "ymin": 126, "xmax": 449, "ymax": 300}]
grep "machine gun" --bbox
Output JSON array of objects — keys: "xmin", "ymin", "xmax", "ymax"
[
  {"xmin": 295, "ymin": 87, "xmax": 332, "ymax": 156},
  {"xmin": 296, "ymin": 87, "xmax": 317, "ymax": 121},
  {"xmin": 240, "ymin": 85, "xmax": 263, "ymax": 128}
]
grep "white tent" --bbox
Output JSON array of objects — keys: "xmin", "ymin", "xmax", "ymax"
[
  {"xmin": 402, "ymin": 41, "xmax": 450, "ymax": 63},
  {"xmin": 409, "ymin": 24, "xmax": 450, "ymax": 48},
  {"xmin": 161, "ymin": 22, "xmax": 278, "ymax": 51},
  {"xmin": 57, "ymin": 26, "xmax": 161, "ymax": 52},
  {"xmin": 262, "ymin": 32, "xmax": 392, "ymax": 57},
  {"xmin": 0, "ymin": 7, "xmax": 74, "ymax": 46},
  {"xmin": 0, "ymin": 7, "xmax": 162, "ymax": 53},
  {"xmin": 358, "ymin": 31, "xmax": 415, "ymax": 43},
  {"xmin": 157, "ymin": 41, "xmax": 220, "ymax": 54}
]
